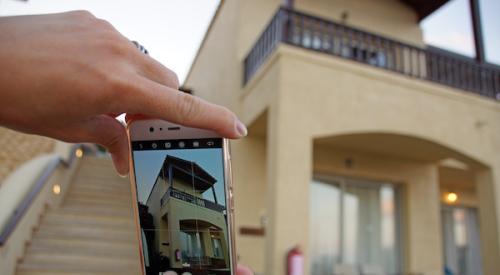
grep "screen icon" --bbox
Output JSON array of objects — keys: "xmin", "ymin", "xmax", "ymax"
[{"xmin": 193, "ymin": 141, "xmax": 199, "ymax": 147}]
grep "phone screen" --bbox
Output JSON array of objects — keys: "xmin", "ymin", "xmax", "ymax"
[{"xmin": 131, "ymin": 138, "xmax": 232, "ymax": 275}]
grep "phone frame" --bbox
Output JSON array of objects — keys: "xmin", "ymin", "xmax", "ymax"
[{"xmin": 127, "ymin": 119, "xmax": 237, "ymax": 275}]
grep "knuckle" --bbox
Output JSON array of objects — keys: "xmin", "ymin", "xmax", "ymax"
[
  {"xmin": 220, "ymin": 106, "xmax": 236, "ymax": 125},
  {"xmin": 99, "ymin": 35, "xmax": 129, "ymax": 57},
  {"xmin": 67, "ymin": 10, "xmax": 95, "ymax": 20},
  {"xmin": 167, "ymin": 70, "xmax": 180, "ymax": 89},
  {"xmin": 94, "ymin": 18, "xmax": 114, "ymax": 30},
  {"xmin": 174, "ymin": 93, "xmax": 200, "ymax": 123}
]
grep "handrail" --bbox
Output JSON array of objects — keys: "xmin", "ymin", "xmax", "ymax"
[
  {"xmin": 0, "ymin": 144, "xmax": 81, "ymax": 246},
  {"xmin": 243, "ymin": 7, "xmax": 500, "ymax": 100}
]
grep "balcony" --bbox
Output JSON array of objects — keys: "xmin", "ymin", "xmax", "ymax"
[
  {"xmin": 243, "ymin": 7, "xmax": 500, "ymax": 100},
  {"xmin": 160, "ymin": 187, "xmax": 226, "ymax": 213}
]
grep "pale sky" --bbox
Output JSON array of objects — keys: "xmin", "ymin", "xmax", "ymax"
[
  {"xmin": 0, "ymin": 0, "xmax": 498, "ymax": 85},
  {"xmin": 421, "ymin": 0, "xmax": 500, "ymax": 64}
]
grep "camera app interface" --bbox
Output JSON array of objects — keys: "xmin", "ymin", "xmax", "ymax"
[{"xmin": 132, "ymin": 138, "xmax": 231, "ymax": 275}]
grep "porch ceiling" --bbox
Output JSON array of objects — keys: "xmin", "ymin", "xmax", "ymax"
[{"xmin": 400, "ymin": 0, "xmax": 449, "ymax": 21}]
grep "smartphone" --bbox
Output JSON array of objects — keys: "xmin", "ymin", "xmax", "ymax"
[{"xmin": 128, "ymin": 119, "xmax": 236, "ymax": 275}]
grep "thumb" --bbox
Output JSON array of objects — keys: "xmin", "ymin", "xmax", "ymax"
[{"xmin": 71, "ymin": 115, "xmax": 129, "ymax": 176}]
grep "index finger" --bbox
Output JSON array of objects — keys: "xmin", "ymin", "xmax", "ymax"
[{"xmin": 122, "ymin": 77, "xmax": 247, "ymax": 139}]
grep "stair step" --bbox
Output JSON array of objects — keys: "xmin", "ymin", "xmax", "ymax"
[
  {"xmin": 71, "ymin": 179, "xmax": 130, "ymax": 189},
  {"xmin": 26, "ymin": 240, "xmax": 138, "ymax": 260},
  {"xmin": 61, "ymin": 203, "xmax": 132, "ymax": 214},
  {"xmin": 22, "ymin": 253, "xmax": 138, "ymax": 269},
  {"xmin": 69, "ymin": 185, "xmax": 131, "ymax": 195},
  {"xmin": 29, "ymin": 237, "xmax": 137, "ymax": 256},
  {"xmin": 17, "ymin": 258, "xmax": 140, "ymax": 274},
  {"xmin": 62, "ymin": 197, "xmax": 131, "ymax": 208},
  {"xmin": 66, "ymin": 189, "xmax": 132, "ymax": 201},
  {"xmin": 35, "ymin": 226, "xmax": 135, "ymax": 242},
  {"xmin": 43, "ymin": 212, "xmax": 135, "ymax": 229}
]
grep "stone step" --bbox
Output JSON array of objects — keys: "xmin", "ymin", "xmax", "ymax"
[
  {"xmin": 17, "ymin": 258, "xmax": 139, "ymax": 275},
  {"xmin": 63, "ymin": 196, "xmax": 131, "ymax": 208},
  {"xmin": 29, "ymin": 237, "xmax": 137, "ymax": 256},
  {"xmin": 71, "ymin": 178, "xmax": 130, "ymax": 189},
  {"xmin": 57, "ymin": 204, "xmax": 133, "ymax": 216},
  {"xmin": 66, "ymin": 189, "xmax": 132, "ymax": 202},
  {"xmin": 43, "ymin": 212, "xmax": 135, "ymax": 229},
  {"xmin": 35, "ymin": 224, "xmax": 135, "ymax": 242},
  {"xmin": 69, "ymin": 183, "xmax": 131, "ymax": 194}
]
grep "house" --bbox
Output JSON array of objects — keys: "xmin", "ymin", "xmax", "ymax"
[
  {"xmin": 142, "ymin": 155, "xmax": 230, "ymax": 271},
  {"xmin": 183, "ymin": 0, "xmax": 500, "ymax": 274}
]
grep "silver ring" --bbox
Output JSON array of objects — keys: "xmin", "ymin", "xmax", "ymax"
[{"xmin": 132, "ymin": 41, "xmax": 148, "ymax": 55}]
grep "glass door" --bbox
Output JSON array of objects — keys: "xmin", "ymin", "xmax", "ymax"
[
  {"xmin": 442, "ymin": 206, "xmax": 483, "ymax": 275},
  {"xmin": 310, "ymin": 177, "xmax": 402, "ymax": 275}
]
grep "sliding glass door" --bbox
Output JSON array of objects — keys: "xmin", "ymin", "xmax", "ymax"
[
  {"xmin": 442, "ymin": 206, "xmax": 483, "ymax": 275},
  {"xmin": 310, "ymin": 177, "xmax": 402, "ymax": 275}
]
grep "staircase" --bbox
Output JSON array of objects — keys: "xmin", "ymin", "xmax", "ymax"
[{"xmin": 16, "ymin": 157, "xmax": 142, "ymax": 275}]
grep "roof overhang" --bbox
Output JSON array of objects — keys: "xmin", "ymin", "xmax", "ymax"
[{"xmin": 400, "ymin": 0, "xmax": 450, "ymax": 21}]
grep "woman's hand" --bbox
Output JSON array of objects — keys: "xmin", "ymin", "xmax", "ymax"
[{"xmin": 0, "ymin": 11, "xmax": 247, "ymax": 175}]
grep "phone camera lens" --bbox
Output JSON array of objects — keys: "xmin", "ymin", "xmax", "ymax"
[{"xmin": 149, "ymin": 127, "xmax": 154, "ymax": 132}]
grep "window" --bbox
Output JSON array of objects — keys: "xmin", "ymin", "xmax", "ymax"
[
  {"xmin": 212, "ymin": 238, "xmax": 223, "ymax": 258},
  {"xmin": 180, "ymin": 231, "xmax": 205, "ymax": 260},
  {"xmin": 442, "ymin": 206, "xmax": 483, "ymax": 275},
  {"xmin": 310, "ymin": 177, "xmax": 402, "ymax": 275}
]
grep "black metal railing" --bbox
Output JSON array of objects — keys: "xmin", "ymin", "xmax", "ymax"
[
  {"xmin": 161, "ymin": 187, "xmax": 226, "ymax": 213},
  {"xmin": 243, "ymin": 7, "xmax": 500, "ymax": 100}
]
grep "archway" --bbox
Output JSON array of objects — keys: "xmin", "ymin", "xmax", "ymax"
[{"xmin": 310, "ymin": 132, "xmax": 497, "ymax": 275}]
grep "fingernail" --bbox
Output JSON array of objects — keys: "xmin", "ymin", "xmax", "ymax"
[
  {"xmin": 235, "ymin": 119, "xmax": 248, "ymax": 137},
  {"xmin": 118, "ymin": 172, "xmax": 128, "ymax": 178}
]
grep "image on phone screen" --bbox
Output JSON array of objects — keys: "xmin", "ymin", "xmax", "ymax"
[{"xmin": 131, "ymin": 138, "xmax": 231, "ymax": 275}]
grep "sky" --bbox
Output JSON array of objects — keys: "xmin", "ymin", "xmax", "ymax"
[
  {"xmin": 0, "ymin": 0, "xmax": 498, "ymax": 83},
  {"xmin": 421, "ymin": 0, "xmax": 500, "ymax": 64},
  {"xmin": 133, "ymin": 148, "xmax": 226, "ymax": 206}
]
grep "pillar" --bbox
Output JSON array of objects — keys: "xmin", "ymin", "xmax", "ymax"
[
  {"xmin": 476, "ymin": 168, "xmax": 500, "ymax": 274},
  {"xmin": 405, "ymin": 164, "xmax": 443, "ymax": 275},
  {"xmin": 265, "ymin": 104, "xmax": 312, "ymax": 274}
]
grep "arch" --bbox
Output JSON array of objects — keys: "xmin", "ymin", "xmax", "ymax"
[{"xmin": 314, "ymin": 131, "xmax": 488, "ymax": 169}]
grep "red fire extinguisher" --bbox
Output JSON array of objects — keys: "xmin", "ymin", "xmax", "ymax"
[{"xmin": 287, "ymin": 246, "xmax": 304, "ymax": 275}]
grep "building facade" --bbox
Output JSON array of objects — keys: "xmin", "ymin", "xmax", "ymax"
[{"xmin": 183, "ymin": 0, "xmax": 500, "ymax": 274}]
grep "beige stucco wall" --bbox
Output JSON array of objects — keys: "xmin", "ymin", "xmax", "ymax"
[{"xmin": 295, "ymin": 0, "xmax": 424, "ymax": 47}]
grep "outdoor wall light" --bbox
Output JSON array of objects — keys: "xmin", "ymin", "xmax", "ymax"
[
  {"xmin": 53, "ymin": 184, "xmax": 61, "ymax": 195},
  {"xmin": 444, "ymin": 192, "xmax": 458, "ymax": 204},
  {"xmin": 75, "ymin": 148, "xmax": 83, "ymax": 158}
]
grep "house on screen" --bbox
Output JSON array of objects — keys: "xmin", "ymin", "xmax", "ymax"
[{"xmin": 143, "ymin": 155, "xmax": 230, "ymax": 271}]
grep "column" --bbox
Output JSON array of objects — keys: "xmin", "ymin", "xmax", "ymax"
[
  {"xmin": 405, "ymin": 164, "xmax": 443, "ymax": 275},
  {"xmin": 476, "ymin": 168, "xmax": 500, "ymax": 274},
  {"xmin": 265, "ymin": 104, "xmax": 312, "ymax": 274}
]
